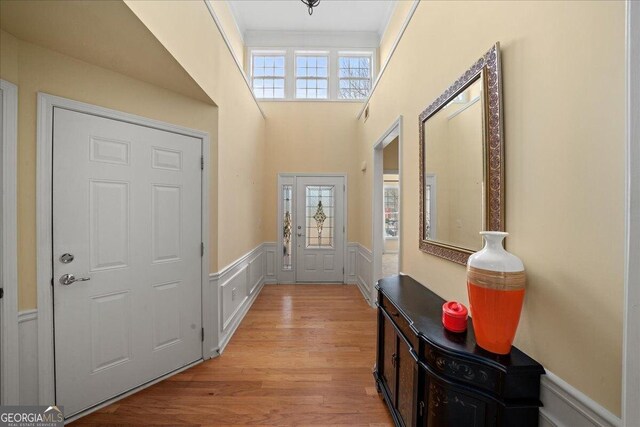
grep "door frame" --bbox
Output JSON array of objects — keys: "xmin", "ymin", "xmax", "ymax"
[
  {"xmin": 276, "ymin": 173, "xmax": 348, "ymax": 284},
  {"xmin": 623, "ymin": 0, "xmax": 640, "ymax": 424},
  {"xmin": 372, "ymin": 116, "xmax": 403, "ymax": 304},
  {"xmin": 0, "ymin": 79, "xmax": 19, "ymax": 404},
  {"xmin": 36, "ymin": 93, "xmax": 212, "ymax": 406}
]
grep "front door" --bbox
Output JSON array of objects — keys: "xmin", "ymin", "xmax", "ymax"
[
  {"xmin": 295, "ymin": 176, "xmax": 345, "ymax": 282},
  {"xmin": 53, "ymin": 108, "xmax": 203, "ymax": 417}
]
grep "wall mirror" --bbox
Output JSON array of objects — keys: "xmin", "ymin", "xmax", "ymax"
[{"xmin": 419, "ymin": 43, "xmax": 504, "ymax": 265}]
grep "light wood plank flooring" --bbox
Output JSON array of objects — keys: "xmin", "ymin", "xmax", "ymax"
[{"xmin": 72, "ymin": 284, "xmax": 393, "ymax": 426}]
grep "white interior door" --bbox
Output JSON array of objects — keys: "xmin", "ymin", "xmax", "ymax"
[
  {"xmin": 295, "ymin": 176, "xmax": 345, "ymax": 282},
  {"xmin": 53, "ymin": 108, "xmax": 203, "ymax": 417}
]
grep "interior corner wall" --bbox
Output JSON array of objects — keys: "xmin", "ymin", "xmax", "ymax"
[
  {"xmin": 124, "ymin": 0, "xmax": 266, "ymax": 271},
  {"xmin": 261, "ymin": 102, "xmax": 361, "ymax": 243},
  {"xmin": 356, "ymin": 0, "xmax": 625, "ymax": 415},
  {"xmin": 0, "ymin": 29, "xmax": 219, "ymax": 310},
  {"xmin": 206, "ymin": 0, "xmax": 244, "ymax": 71}
]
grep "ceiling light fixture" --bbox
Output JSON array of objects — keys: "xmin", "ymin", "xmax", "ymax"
[{"xmin": 301, "ymin": 0, "xmax": 320, "ymax": 15}]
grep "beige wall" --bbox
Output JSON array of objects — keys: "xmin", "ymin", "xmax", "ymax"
[
  {"xmin": 125, "ymin": 0, "xmax": 266, "ymax": 270},
  {"xmin": 261, "ymin": 102, "xmax": 361, "ymax": 242},
  {"xmin": 0, "ymin": 30, "xmax": 219, "ymax": 310},
  {"xmin": 379, "ymin": 0, "xmax": 416, "ymax": 71},
  {"xmin": 356, "ymin": 0, "xmax": 625, "ymax": 415},
  {"xmin": 383, "ymin": 137, "xmax": 399, "ymax": 171},
  {"xmin": 206, "ymin": 0, "xmax": 244, "ymax": 71}
]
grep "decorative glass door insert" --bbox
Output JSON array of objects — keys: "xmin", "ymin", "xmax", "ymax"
[
  {"xmin": 305, "ymin": 185, "xmax": 334, "ymax": 248},
  {"xmin": 282, "ymin": 185, "xmax": 293, "ymax": 270}
]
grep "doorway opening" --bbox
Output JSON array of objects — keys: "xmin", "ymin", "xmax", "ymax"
[
  {"xmin": 277, "ymin": 174, "xmax": 347, "ymax": 284},
  {"xmin": 382, "ymin": 139, "xmax": 400, "ymax": 277},
  {"xmin": 372, "ymin": 117, "xmax": 403, "ymax": 303}
]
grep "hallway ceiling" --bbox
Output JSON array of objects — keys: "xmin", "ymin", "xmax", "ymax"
[{"xmin": 228, "ymin": 0, "xmax": 395, "ymax": 40}]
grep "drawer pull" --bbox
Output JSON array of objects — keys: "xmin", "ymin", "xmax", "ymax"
[{"xmin": 391, "ymin": 311, "xmax": 400, "ymax": 317}]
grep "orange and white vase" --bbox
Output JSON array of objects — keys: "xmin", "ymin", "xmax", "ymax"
[{"xmin": 467, "ymin": 231, "xmax": 526, "ymax": 355}]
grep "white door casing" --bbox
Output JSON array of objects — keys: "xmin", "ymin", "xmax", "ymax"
[
  {"xmin": 53, "ymin": 108, "xmax": 203, "ymax": 417},
  {"xmin": 1, "ymin": 79, "xmax": 19, "ymax": 405},
  {"xmin": 372, "ymin": 117, "xmax": 403, "ymax": 304},
  {"xmin": 295, "ymin": 176, "xmax": 345, "ymax": 283}
]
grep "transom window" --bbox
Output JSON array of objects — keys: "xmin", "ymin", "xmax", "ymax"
[
  {"xmin": 338, "ymin": 56, "xmax": 372, "ymax": 100},
  {"xmin": 296, "ymin": 55, "xmax": 329, "ymax": 99},
  {"xmin": 248, "ymin": 48, "xmax": 374, "ymax": 101},
  {"xmin": 252, "ymin": 54, "xmax": 285, "ymax": 99}
]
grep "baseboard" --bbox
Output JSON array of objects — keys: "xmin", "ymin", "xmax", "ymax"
[
  {"xmin": 18, "ymin": 310, "xmax": 38, "ymax": 405},
  {"xmin": 539, "ymin": 371, "xmax": 621, "ymax": 427}
]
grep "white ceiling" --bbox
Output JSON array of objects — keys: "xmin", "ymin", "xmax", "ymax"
[{"xmin": 228, "ymin": 0, "xmax": 396, "ymax": 41}]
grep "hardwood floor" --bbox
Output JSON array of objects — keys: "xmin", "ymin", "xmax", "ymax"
[{"xmin": 72, "ymin": 284, "xmax": 393, "ymax": 426}]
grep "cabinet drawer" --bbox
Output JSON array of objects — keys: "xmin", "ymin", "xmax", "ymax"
[
  {"xmin": 422, "ymin": 344, "xmax": 501, "ymax": 396},
  {"xmin": 379, "ymin": 294, "xmax": 419, "ymax": 349}
]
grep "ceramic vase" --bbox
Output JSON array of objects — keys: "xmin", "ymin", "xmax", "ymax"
[{"xmin": 467, "ymin": 231, "xmax": 526, "ymax": 355}]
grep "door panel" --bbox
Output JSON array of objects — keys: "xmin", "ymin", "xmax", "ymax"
[
  {"xmin": 295, "ymin": 176, "xmax": 344, "ymax": 282},
  {"xmin": 397, "ymin": 341, "xmax": 415, "ymax": 426},
  {"xmin": 53, "ymin": 108, "xmax": 202, "ymax": 417},
  {"xmin": 382, "ymin": 316, "xmax": 398, "ymax": 405}
]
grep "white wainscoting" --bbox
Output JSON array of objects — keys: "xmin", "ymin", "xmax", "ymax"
[
  {"xmin": 16, "ymin": 243, "xmax": 622, "ymax": 426},
  {"xmin": 346, "ymin": 243, "xmax": 358, "ymax": 285},
  {"xmin": 539, "ymin": 371, "xmax": 621, "ymax": 427},
  {"xmin": 263, "ymin": 242, "xmax": 277, "ymax": 284},
  {"xmin": 345, "ymin": 243, "xmax": 374, "ymax": 305},
  {"xmin": 18, "ymin": 310, "xmax": 39, "ymax": 405},
  {"xmin": 210, "ymin": 242, "xmax": 277, "ymax": 354}
]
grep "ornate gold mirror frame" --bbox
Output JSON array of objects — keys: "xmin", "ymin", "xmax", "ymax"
[{"xmin": 418, "ymin": 43, "xmax": 504, "ymax": 265}]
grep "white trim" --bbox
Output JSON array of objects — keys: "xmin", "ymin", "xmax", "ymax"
[
  {"xmin": 202, "ymin": 0, "xmax": 265, "ymax": 119},
  {"xmin": 18, "ymin": 310, "xmax": 38, "ymax": 405},
  {"xmin": 372, "ymin": 116, "xmax": 403, "ymax": 304},
  {"xmin": 36, "ymin": 93, "xmax": 212, "ymax": 405},
  {"xmin": 346, "ymin": 243, "xmax": 358, "ymax": 285},
  {"xmin": 0, "ymin": 79, "xmax": 19, "ymax": 405},
  {"xmin": 357, "ymin": 0, "xmax": 420, "ymax": 119},
  {"xmin": 623, "ymin": 1, "xmax": 640, "ymax": 425},
  {"xmin": 540, "ymin": 371, "xmax": 621, "ymax": 427}
]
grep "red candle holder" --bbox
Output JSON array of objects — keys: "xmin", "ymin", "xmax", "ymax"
[{"xmin": 442, "ymin": 301, "xmax": 468, "ymax": 333}]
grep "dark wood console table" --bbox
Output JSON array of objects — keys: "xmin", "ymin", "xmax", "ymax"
[{"xmin": 374, "ymin": 275, "xmax": 544, "ymax": 427}]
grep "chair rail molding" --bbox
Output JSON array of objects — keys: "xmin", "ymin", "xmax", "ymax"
[{"xmin": 1, "ymin": 79, "xmax": 19, "ymax": 405}]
